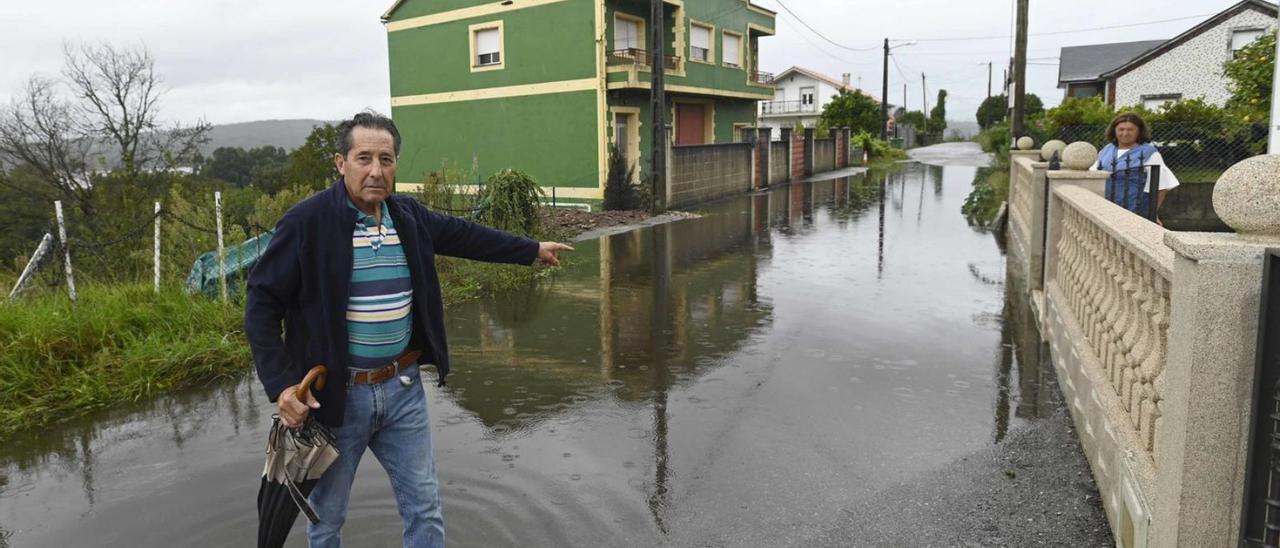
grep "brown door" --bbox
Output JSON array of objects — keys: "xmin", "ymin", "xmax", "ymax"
[{"xmin": 676, "ymin": 103, "xmax": 705, "ymax": 145}]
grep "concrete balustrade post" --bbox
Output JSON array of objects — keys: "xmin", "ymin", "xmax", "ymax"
[{"xmin": 1149, "ymin": 155, "xmax": 1280, "ymax": 547}]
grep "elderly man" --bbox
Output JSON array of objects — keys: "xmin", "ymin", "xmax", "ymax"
[{"xmin": 245, "ymin": 111, "xmax": 571, "ymax": 547}]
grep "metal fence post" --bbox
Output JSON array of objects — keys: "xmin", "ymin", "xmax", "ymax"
[
  {"xmin": 1147, "ymin": 165, "xmax": 1161, "ymax": 222},
  {"xmin": 1240, "ymin": 248, "xmax": 1280, "ymax": 546}
]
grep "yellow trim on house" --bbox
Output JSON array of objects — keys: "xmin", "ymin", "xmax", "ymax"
[
  {"xmin": 469, "ymin": 21, "xmax": 505, "ymax": 73},
  {"xmin": 386, "ymin": 0, "xmax": 569, "ymax": 32},
  {"xmin": 612, "ymin": 11, "xmax": 646, "ymax": 52},
  {"xmin": 746, "ymin": 3, "xmax": 776, "ymax": 18},
  {"xmin": 688, "ymin": 20, "xmax": 715, "ymax": 65},
  {"xmin": 395, "ymin": 182, "xmax": 602, "ymax": 200},
  {"xmin": 673, "ymin": 97, "xmax": 715, "ymax": 144},
  {"xmin": 605, "ymin": 81, "xmax": 773, "ymax": 100},
  {"xmin": 671, "ymin": 3, "xmax": 687, "ymax": 76},
  {"xmin": 608, "ymin": 106, "xmax": 642, "ymax": 182},
  {"xmin": 721, "ymin": 29, "xmax": 744, "ymax": 70},
  {"xmin": 746, "ymin": 22, "xmax": 774, "ymax": 36},
  {"xmin": 595, "ymin": 0, "xmax": 608, "ymax": 194},
  {"xmin": 731, "ymin": 122, "xmax": 751, "ymax": 142},
  {"xmin": 392, "ymin": 78, "xmax": 598, "ymax": 106}
]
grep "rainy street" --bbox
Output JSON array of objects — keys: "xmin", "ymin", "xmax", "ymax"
[{"xmin": 0, "ymin": 143, "xmax": 1110, "ymax": 547}]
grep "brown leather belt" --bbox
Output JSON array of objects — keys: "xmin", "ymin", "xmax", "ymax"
[{"xmin": 350, "ymin": 350, "xmax": 423, "ymax": 385}]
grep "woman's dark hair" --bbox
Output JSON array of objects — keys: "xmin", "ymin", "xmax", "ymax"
[
  {"xmin": 337, "ymin": 110, "xmax": 402, "ymax": 156},
  {"xmin": 1105, "ymin": 112, "xmax": 1151, "ymax": 144}
]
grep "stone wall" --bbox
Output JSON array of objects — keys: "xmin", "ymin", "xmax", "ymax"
[
  {"xmin": 1160, "ymin": 183, "xmax": 1229, "ymax": 232},
  {"xmin": 669, "ymin": 143, "xmax": 752, "ymax": 209}
]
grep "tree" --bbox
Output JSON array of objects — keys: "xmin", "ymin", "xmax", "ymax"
[
  {"xmin": 819, "ymin": 89, "xmax": 882, "ymax": 135},
  {"xmin": 0, "ymin": 42, "xmax": 210, "ymax": 223},
  {"xmin": 898, "ymin": 110, "xmax": 928, "ymax": 131},
  {"xmin": 1223, "ymin": 31, "xmax": 1275, "ymax": 122},
  {"xmin": 286, "ymin": 123, "xmax": 340, "ymax": 191},
  {"xmin": 976, "ymin": 95, "xmax": 1007, "ymax": 129},
  {"xmin": 927, "ymin": 89, "xmax": 948, "ymax": 135}
]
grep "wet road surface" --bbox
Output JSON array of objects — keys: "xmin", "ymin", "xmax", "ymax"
[{"xmin": 0, "ymin": 142, "xmax": 1107, "ymax": 547}]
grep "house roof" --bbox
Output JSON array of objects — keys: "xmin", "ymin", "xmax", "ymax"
[
  {"xmin": 382, "ymin": 0, "xmax": 777, "ymax": 22},
  {"xmin": 1099, "ymin": 0, "xmax": 1278, "ymax": 79},
  {"xmin": 1057, "ymin": 40, "xmax": 1166, "ymax": 85},
  {"xmin": 773, "ymin": 66, "xmax": 880, "ymax": 100}
]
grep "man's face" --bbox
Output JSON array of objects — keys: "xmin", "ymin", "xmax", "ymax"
[{"xmin": 336, "ymin": 126, "xmax": 397, "ymax": 213}]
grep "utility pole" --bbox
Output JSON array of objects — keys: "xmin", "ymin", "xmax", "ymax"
[
  {"xmin": 1271, "ymin": 9, "xmax": 1280, "ymax": 152},
  {"xmin": 880, "ymin": 38, "xmax": 889, "ymax": 140},
  {"xmin": 903, "ymin": 83, "xmax": 907, "ymax": 112},
  {"xmin": 649, "ymin": 0, "xmax": 666, "ymax": 211},
  {"xmin": 987, "ymin": 61, "xmax": 993, "ymax": 99},
  {"xmin": 921, "ymin": 73, "xmax": 928, "ymax": 116},
  {"xmin": 1011, "ymin": 0, "xmax": 1029, "ymax": 139}
]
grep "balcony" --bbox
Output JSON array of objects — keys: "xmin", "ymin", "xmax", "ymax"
[
  {"xmin": 760, "ymin": 101, "xmax": 817, "ymax": 116},
  {"xmin": 749, "ymin": 70, "xmax": 775, "ymax": 86},
  {"xmin": 608, "ymin": 48, "xmax": 682, "ymax": 72}
]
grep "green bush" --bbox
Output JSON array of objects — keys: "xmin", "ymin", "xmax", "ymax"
[
  {"xmin": 603, "ymin": 145, "xmax": 641, "ymax": 211},
  {"xmin": 476, "ymin": 169, "xmax": 544, "ymax": 237}
]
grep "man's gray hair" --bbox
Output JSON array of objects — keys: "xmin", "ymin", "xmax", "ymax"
[{"xmin": 337, "ymin": 110, "xmax": 402, "ymax": 156}]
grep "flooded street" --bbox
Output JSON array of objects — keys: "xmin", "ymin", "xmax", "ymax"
[{"xmin": 0, "ymin": 143, "xmax": 1104, "ymax": 546}]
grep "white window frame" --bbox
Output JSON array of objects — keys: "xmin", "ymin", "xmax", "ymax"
[
  {"xmin": 614, "ymin": 12, "xmax": 645, "ymax": 53},
  {"xmin": 722, "ymin": 30, "xmax": 743, "ymax": 69},
  {"xmin": 469, "ymin": 21, "xmax": 505, "ymax": 72},
  {"xmin": 800, "ymin": 86, "xmax": 815, "ymax": 107},
  {"xmin": 1230, "ymin": 27, "xmax": 1266, "ymax": 58},
  {"xmin": 1141, "ymin": 94, "xmax": 1182, "ymax": 110},
  {"xmin": 689, "ymin": 21, "xmax": 714, "ymax": 64}
]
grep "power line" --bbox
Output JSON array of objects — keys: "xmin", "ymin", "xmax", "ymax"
[
  {"xmin": 772, "ymin": 0, "xmax": 879, "ymax": 52},
  {"xmin": 904, "ymin": 12, "xmax": 1212, "ymax": 42},
  {"xmin": 775, "ymin": 14, "xmax": 861, "ymax": 65}
]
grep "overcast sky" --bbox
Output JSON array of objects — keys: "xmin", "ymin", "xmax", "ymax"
[{"xmin": 0, "ymin": 0, "xmax": 1253, "ymax": 127}]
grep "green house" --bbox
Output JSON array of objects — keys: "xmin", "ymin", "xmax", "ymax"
[{"xmin": 382, "ymin": 0, "xmax": 776, "ymax": 203}]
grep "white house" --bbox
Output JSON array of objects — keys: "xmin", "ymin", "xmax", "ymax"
[
  {"xmin": 1057, "ymin": 0, "xmax": 1277, "ymax": 108},
  {"xmin": 758, "ymin": 67, "xmax": 875, "ymax": 138}
]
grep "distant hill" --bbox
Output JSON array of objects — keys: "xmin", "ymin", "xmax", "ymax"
[{"xmin": 200, "ymin": 119, "xmax": 334, "ymax": 154}]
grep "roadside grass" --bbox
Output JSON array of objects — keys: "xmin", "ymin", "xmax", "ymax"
[
  {"xmin": 0, "ymin": 284, "xmax": 248, "ymax": 440},
  {"xmin": 0, "ymin": 221, "xmax": 579, "ymax": 440}
]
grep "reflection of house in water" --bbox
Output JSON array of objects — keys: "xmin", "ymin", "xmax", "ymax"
[{"xmin": 443, "ymin": 206, "xmax": 772, "ymax": 429}]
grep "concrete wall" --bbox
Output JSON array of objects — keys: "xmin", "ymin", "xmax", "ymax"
[
  {"xmin": 769, "ymin": 142, "xmax": 789, "ymax": 184},
  {"xmin": 669, "ymin": 142, "xmax": 751, "ymax": 208},
  {"xmin": 812, "ymin": 139, "xmax": 835, "ymax": 173},
  {"xmin": 1161, "ymin": 183, "xmax": 1229, "ymax": 232}
]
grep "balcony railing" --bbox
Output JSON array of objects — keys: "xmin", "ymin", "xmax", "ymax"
[
  {"xmin": 608, "ymin": 48, "xmax": 681, "ymax": 71},
  {"xmin": 760, "ymin": 101, "xmax": 817, "ymax": 115},
  {"xmin": 749, "ymin": 70, "xmax": 775, "ymax": 85}
]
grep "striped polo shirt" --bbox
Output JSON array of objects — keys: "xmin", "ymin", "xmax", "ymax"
[{"xmin": 346, "ymin": 199, "xmax": 414, "ymax": 369}]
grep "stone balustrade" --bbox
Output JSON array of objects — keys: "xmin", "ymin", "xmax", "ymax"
[{"xmin": 1008, "ymin": 142, "xmax": 1280, "ymax": 547}]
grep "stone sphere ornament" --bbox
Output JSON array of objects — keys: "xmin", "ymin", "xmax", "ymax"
[
  {"xmin": 1016, "ymin": 136, "xmax": 1035, "ymax": 150},
  {"xmin": 1213, "ymin": 154, "xmax": 1280, "ymax": 235},
  {"xmin": 1060, "ymin": 141, "xmax": 1098, "ymax": 171},
  {"xmin": 1041, "ymin": 140, "xmax": 1066, "ymax": 162}
]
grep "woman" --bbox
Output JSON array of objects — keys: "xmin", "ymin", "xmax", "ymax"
[{"xmin": 1090, "ymin": 112, "xmax": 1180, "ymax": 218}]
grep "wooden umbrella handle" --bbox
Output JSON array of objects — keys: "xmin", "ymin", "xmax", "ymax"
[{"xmin": 296, "ymin": 365, "xmax": 327, "ymax": 404}]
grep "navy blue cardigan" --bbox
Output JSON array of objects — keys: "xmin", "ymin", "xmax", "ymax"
[{"xmin": 245, "ymin": 180, "xmax": 539, "ymax": 426}]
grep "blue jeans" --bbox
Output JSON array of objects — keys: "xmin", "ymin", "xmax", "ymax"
[{"xmin": 307, "ymin": 364, "xmax": 444, "ymax": 548}]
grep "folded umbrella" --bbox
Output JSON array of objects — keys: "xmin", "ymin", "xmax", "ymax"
[{"xmin": 257, "ymin": 366, "xmax": 339, "ymax": 548}]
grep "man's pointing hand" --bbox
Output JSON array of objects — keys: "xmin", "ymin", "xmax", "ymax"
[{"xmin": 536, "ymin": 242, "xmax": 574, "ymax": 266}]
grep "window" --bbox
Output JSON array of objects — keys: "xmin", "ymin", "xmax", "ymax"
[
  {"xmin": 800, "ymin": 86, "xmax": 815, "ymax": 108},
  {"xmin": 690, "ymin": 24, "xmax": 712, "ymax": 63},
  {"xmin": 1142, "ymin": 94, "xmax": 1181, "ymax": 110},
  {"xmin": 723, "ymin": 32, "xmax": 742, "ymax": 68},
  {"xmin": 614, "ymin": 14, "xmax": 642, "ymax": 52},
  {"xmin": 470, "ymin": 22, "xmax": 504, "ymax": 71},
  {"xmin": 1231, "ymin": 28, "xmax": 1265, "ymax": 58}
]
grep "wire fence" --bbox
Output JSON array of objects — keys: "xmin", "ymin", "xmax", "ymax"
[{"xmin": 1051, "ymin": 121, "xmax": 1268, "ymax": 184}]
